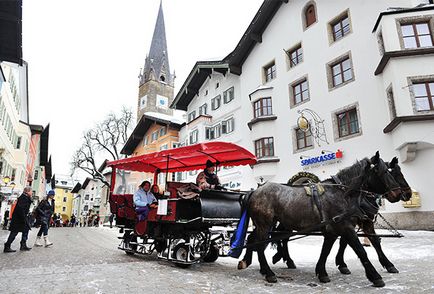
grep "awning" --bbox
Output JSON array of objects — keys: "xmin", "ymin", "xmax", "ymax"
[{"xmin": 107, "ymin": 142, "xmax": 256, "ymax": 173}]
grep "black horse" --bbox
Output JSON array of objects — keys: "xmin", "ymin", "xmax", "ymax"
[
  {"xmin": 334, "ymin": 157, "xmax": 412, "ymax": 275},
  {"xmin": 267, "ymin": 157, "xmax": 412, "ymax": 275},
  {"xmin": 238, "ymin": 152, "xmax": 402, "ymax": 287}
]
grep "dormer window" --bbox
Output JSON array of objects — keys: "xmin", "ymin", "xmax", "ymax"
[{"xmin": 160, "ymin": 75, "xmax": 166, "ymax": 82}]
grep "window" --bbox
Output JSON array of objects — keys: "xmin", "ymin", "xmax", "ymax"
[
  {"xmin": 143, "ymin": 136, "xmax": 149, "ymax": 145},
  {"xmin": 331, "ymin": 57, "xmax": 353, "ymax": 87},
  {"xmin": 222, "ymin": 118, "xmax": 235, "ymax": 134},
  {"xmin": 140, "ymin": 95, "xmax": 147, "ymax": 109},
  {"xmin": 254, "ymin": 137, "xmax": 275, "ymax": 158},
  {"xmin": 216, "ymin": 82, "xmax": 220, "ymax": 89},
  {"xmin": 172, "ymin": 142, "xmax": 180, "ymax": 149},
  {"xmin": 223, "ymin": 87, "xmax": 235, "ymax": 103},
  {"xmin": 62, "ymin": 207, "xmax": 66, "ymax": 212},
  {"xmin": 187, "ymin": 111, "xmax": 196, "ymax": 122},
  {"xmin": 83, "ymin": 205, "xmax": 89, "ymax": 212},
  {"xmin": 337, "ymin": 108, "xmax": 359, "ymax": 138},
  {"xmin": 16, "ymin": 137, "xmax": 21, "ymax": 149},
  {"xmin": 151, "ymin": 131, "xmax": 158, "ymax": 142},
  {"xmin": 401, "ymin": 22, "xmax": 433, "ymax": 49},
  {"xmin": 189, "ymin": 170, "xmax": 198, "ymax": 176},
  {"xmin": 160, "ymin": 144, "xmax": 168, "ymax": 151},
  {"xmin": 85, "ymin": 194, "xmax": 90, "ymax": 201},
  {"xmin": 199, "ymin": 103, "xmax": 208, "ymax": 115},
  {"xmin": 413, "ymin": 81, "xmax": 434, "ymax": 111},
  {"xmin": 34, "ymin": 170, "xmax": 39, "ymax": 180},
  {"xmin": 305, "ymin": 4, "xmax": 316, "ymax": 28},
  {"xmin": 253, "ymin": 97, "xmax": 273, "ymax": 118},
  {"xmin": 287, "ymin": 44, "xmax": 303, "ymax": 68},
  {"xmin": 159, "ymin": 126, "xmax": 167, "ymax": 137},
  {"xmin": 292, "ymin": 79, "xmax": 309, "ymax": 105},
  {"xmin": 331, "ymin": 14, "xmax": 351, "ymax": 41},
  {"xmin": 189, "ymin": 130, "xmax": 198, "ymax": 144},
  {"xmin": 264, "ymin": 62, "xmax": 276, "ymax": 83},
  {"xmin": 11, "ymin": 168, "xmax": 16, "ymax": 181},
  {"xmin": 295, "ymin": 128, "xmax": 313, "ymax": 150},
  {"xmin": 63, "ymin": 197, "xmax": 67, "ymax": 202},
  {"xmin": 204, "ymin": 90, "xmax": 208, "ymax": 96},
  {"xmin": 211, "ymin": 95, "xmax": 221, "ymax": 110},
  {"xmin": 205, "ymin": 124, "xmax": 221, "ymax": 140}
]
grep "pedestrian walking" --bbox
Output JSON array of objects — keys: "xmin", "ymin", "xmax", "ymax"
[
  {"xmin": 2, "ymin": 209, "xmax": 10, "ymax": 230},
  {"xmin": 3, "ymin": 187, "xmax": 33, "ymax": 253},
  {"xmin": 109, "ymin": 213, "xmax": 115, "ymax": 228},
  {"xmin": 34, "ymin": 190, "xmax": 55, "ymax": 247}
]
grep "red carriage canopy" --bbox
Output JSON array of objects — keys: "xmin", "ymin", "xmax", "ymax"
[{"xmin": 107, "ymin": 142, "xmax": 257, "ymax": 173}]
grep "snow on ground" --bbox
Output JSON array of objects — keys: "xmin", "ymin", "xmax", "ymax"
[{"xmin": 0, "ymin": 227, "xmax": 433, "ymax": 293}]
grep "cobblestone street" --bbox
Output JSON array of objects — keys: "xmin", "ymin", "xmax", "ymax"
[{"xmin": 1, "ymin": 227, "xmax": 433, "ymax": 293}]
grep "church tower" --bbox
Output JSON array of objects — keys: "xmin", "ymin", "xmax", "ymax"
[{"xmin": 137, "ymin": 1, "xmax": 175, "ymax": 120}]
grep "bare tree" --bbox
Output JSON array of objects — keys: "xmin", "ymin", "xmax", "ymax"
[{"xmin": 71, "ymin": 107, "xmax": 134, "ymax": 192}]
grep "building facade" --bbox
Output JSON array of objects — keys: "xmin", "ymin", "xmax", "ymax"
[
  {"xmin": 173, "ymin": 0, "xmax": 434, "ymax": 229},
  {"xmin": 54, "ymin": 175, "xmax": 75, "ymax": 220}
]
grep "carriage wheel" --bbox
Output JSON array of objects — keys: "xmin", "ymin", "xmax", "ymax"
[
  {"xmin": 203, "ymin": 242, "xmax": 219, "ymax": 263},
  {"xmin": 172, "ymin": 243, "xmax": 191, "ymax": 268}
]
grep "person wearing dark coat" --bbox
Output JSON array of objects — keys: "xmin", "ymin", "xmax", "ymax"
[
  {"xmin": 4, "ymin": 187, "xmax": 33, "ymax": 253},
  {"xmin": 34, "ymin": 190, "xmax": 55, "ymax": 247},
  {"xmin": 2, "ymin": 209, "xmax": 9, "ymax": 230}
]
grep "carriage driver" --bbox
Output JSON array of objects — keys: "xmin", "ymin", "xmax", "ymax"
[
  {"xmin": 134, "ymin": 181, "xmax": 157, "ymax": 221},
  {"xmin": 196, "ymin": 160, "xmax": 222, "ymax": 190}
]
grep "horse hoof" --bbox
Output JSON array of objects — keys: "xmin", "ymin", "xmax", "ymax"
[
  {"xmin": 318, "ymin": 275, "xmax": 331, "ymax": 283},
  {"xmin": 372, "ymin": 279, "xmax": 385, "ymax": 287},
  {"xmin": 286, "ymin": 260, "xmax": 296, "ymax": 269},
  {"xmin": 338, "ymin": 266, "xmax": 351, "ymax": 275},
  {"xmin": 266, "ymin": 275, "xmax": 278, "ymax": 283},
  {"xmin": 386, "ymin": 266, "xmax": 399, "ymax": 273},
  {"xmin": 238, "ymin": 260, "xmax": 248, "ymax": 270}
]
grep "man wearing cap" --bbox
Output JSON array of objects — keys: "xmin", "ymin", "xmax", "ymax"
[
  {"xmin": 3, "ymin": 186, "xmax": 33, "ymax": 253},
  {"xmin": 34, "ymin": 190, "xmax": 55, "ymax": 247},
  {"xmin": 196, "ymin": 160, "xmax": 221, "ymax": 190}
]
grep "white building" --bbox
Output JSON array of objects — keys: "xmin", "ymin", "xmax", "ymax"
[
  {"xmin": 173, "ymin": 0, "xmax": 434, "ymax": 229},
  {"xmin": 172, "ymin": 61, "xmax": 256, "ymax": 190},
  {"xmin": 0, "ymin": 61, "xmax": 32, "ymax": 218},
  {"xmin": 72, "ymin": 178, "xmax": 104, "ymax": 217}
]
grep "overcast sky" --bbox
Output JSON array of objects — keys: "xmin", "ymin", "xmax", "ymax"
[{"xmin": 22, "ymin": 0, "xmax": 263, "ymax": 177}]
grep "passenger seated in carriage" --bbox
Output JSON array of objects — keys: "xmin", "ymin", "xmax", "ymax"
[
  {"xmin": 196, "ymin": 160, "xmax": 222, "ymax": 190},
  {"xmin": 133, "ymin": 181, "xmax": 157, "ymax": 221},
  {"xmin": 151, "ymin": 184, "xmax": 164, "ymax": 199}
]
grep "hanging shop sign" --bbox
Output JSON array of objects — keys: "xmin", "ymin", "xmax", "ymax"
[{"xmin": 301, "ymin": 149, "xmax": 343, "ymax": 169}]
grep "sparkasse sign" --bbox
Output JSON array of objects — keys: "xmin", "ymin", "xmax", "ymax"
[{"xmin": 301, "ymin": 150, "xmax": 343, "ymax": 168}]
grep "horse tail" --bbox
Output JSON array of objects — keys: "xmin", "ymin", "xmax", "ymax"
[{"xmin": 228, "ymin": 190, "xmax": 254, "ymax": 258}]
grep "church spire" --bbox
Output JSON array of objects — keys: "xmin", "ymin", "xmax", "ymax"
[{"xmin": 140, "ymin": 0, "xmax": 174, "ymax": 86}]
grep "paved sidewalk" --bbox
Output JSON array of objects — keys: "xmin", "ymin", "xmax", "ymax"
[{"xmin": 1, "ymin": 227, "xmax": 433, "ymax": 293}]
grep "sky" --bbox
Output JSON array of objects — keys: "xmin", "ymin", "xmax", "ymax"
[{"xmin": 22, "ymin": 0, "xmax": 263, "ymax": 177}]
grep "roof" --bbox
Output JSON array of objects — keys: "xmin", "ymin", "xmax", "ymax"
[
  {"xmin": 121, "ymin": 112, "xmax": 185, "ymax": 155},
  {"xmin": 140, "ymin": 1, "xmax": 173, "ymax": 86},
  {"xmin": 71, "ymin": 183, "xmax": 82, "ymax": 193},
  {"xmin": 224, "ymin": 0, "xmax": 288, "ymax": 71},
  {"xmin": 29, "ymin": 124, "xmax": 44, "ymax": 134},
  {"xmin": 170, "ymin": 61, "xmax": 230, "ymax": 110},
  {"xmin": 373, "ymin": 4, "xmax": 434, "ymax": 32},
  {"xmin": 108, "ymin": 142, "xmax": 257, "ymax": 173},
  {"xmin": 81, "ymin": 178, "xmax": 91, "ymax": 189},
  {"xmin": 0, "ymin": 0, "xmax": 23, "ymax": 65},
  {"xmin": 171, "ymin": 0, "xmax": 287, "ymax": 111}
]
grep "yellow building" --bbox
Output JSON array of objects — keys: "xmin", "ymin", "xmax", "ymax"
[{"xmin": 53, "ymin": 176, "xmax": 75, "ymax": 221}]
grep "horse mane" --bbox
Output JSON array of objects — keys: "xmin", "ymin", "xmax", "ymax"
[{"xmin": 334, "ymin": 158, "xmax": 371, "ymax": 195}]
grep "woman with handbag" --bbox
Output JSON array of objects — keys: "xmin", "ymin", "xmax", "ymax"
[{"xmin": 34, "ymin": 190, "xmax": 55, "ymax": 247}]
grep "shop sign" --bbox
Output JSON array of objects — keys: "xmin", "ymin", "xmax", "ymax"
[{"xmin": 301, "ymin": 150, "xmax": 343, "ymax": 169}]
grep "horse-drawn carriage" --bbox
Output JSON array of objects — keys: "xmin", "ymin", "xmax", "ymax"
[
  {"xmin": 107, "ymin": 142, "xmax": 256, "ymax": 267},
  {"xmin": 108, "ymin": 142, "xmax": 411, "ymax": 288}
]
